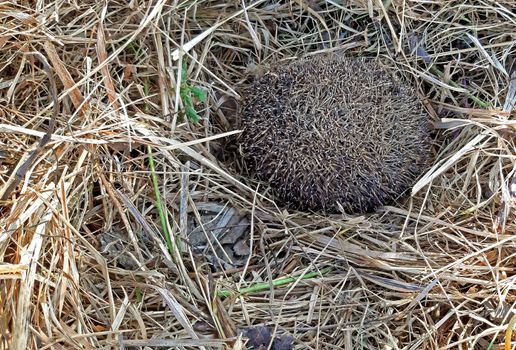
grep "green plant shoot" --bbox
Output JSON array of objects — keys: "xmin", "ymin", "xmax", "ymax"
[{"xmin": 180, "ymin": 65, "xmax": 205, "ymax": 123}]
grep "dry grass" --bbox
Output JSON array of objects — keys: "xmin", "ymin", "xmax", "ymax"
[{"xmin": 0, "ymin": 0, "xmax": 515, "ymax": 349}]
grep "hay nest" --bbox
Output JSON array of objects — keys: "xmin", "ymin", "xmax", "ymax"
[
  {"xmin": 239, "ymin": 55, "xmax": 431, "ymax": 212},
  {"xmin": 1, "ymin": 1, "xmax": 515, "ymax": 349}
]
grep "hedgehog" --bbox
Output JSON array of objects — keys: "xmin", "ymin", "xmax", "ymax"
[{"xmin": 237, "ymin": 54, "xmax": 432, "ymax": 213}]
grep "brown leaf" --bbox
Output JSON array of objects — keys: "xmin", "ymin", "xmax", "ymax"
[
  {"xmin": 43, "ymin": 41, "xmax": 87, "ymax": 113},
  {"xmin": 96, "ymin": 26, "xmax": 120, "ymax": 110}
]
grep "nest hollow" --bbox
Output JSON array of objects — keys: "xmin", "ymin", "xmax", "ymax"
[{"xmin": 238, "ymin": 54, "xmax": 432, "ymax": 213}]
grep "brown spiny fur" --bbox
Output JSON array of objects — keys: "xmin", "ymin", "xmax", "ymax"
[{"xmin": 238, "ymin": 54, "xmax": 432, "ymax": 213}]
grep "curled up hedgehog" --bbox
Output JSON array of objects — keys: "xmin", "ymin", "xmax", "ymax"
[{"xmin": 237, "ymin": 54, "xmax": 432, "ymax": 213}]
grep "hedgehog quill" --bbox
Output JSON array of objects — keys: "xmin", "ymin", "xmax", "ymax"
[{"xmin": 238, "ymin": 54, "xmax": 432, "ymax": 213}]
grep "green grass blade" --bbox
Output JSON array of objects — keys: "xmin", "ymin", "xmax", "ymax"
[
  {"xmin": 217, "ymin": 267, "xmax": 332, "ymax": 298},
  {"xmin": 147, "ymin": 146, "xmax": 175, "ymax": 255}
]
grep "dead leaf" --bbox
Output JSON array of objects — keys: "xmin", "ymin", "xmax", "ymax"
[
  {"xmin": 243, "ymin": 326, "xmax": 272, "ymax": 349},
  {"xmin": 241, "ymin": 326, "xmax": 294, "ymax": 350},
  {"xmin": 188, "ymin": 203, "xmax": 251, "ymax": 270},
  {"xmin": 272, "ymin": 336, "xmax": 294, "ymax": 350}
]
